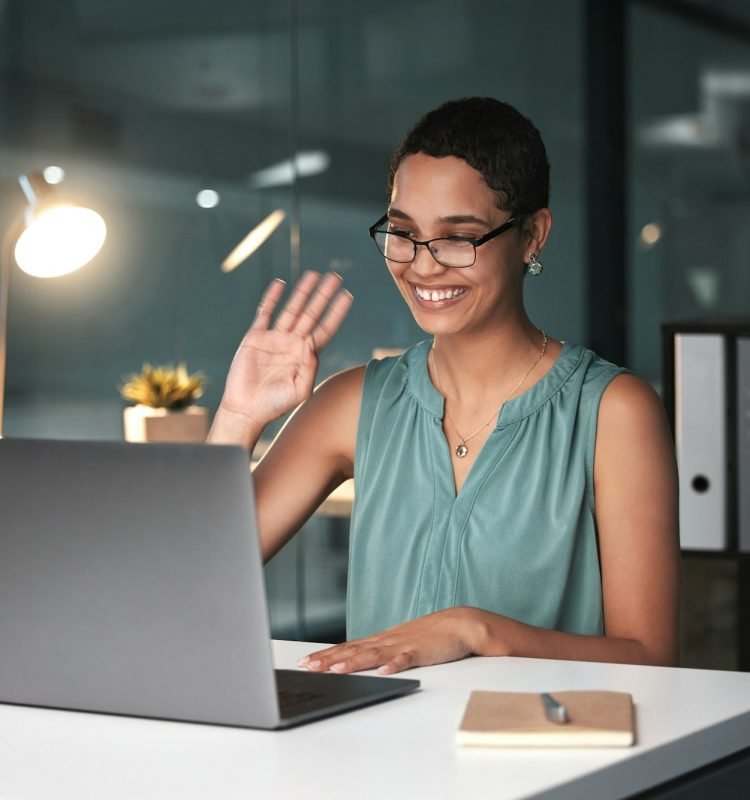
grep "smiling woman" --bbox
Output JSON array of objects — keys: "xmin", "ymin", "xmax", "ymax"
[{"xmin": 208, "ymin": 97, "xmax": 680, "ymax": 676}]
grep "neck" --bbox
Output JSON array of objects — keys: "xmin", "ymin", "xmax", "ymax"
[{"xmin": 431, "ymin": 314, "xmax": 545, "ymax": 405}]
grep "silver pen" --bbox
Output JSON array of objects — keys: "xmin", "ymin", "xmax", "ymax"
[{"xmin": 540, "ymin": 692, "xmax": 570, "ymax": 724}]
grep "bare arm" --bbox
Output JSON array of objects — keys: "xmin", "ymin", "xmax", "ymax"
[
  {"xmin": 253, "ymin": 365, "xmax": 363, "ymax": 561},
  {"xmin": 463, "ymin": 374, "xmax": 680, "ymax": 666},
  {"xmin": 299, "ymin": 373, "xmax": 680, "ymax": 674},
  {"xmin": 207, "ymin": 271, "xmax": 359, "ymax": 559}
]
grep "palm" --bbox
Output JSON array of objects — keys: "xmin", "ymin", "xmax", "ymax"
[
  {"xmin": 222, "ymin": 330, "xmax": 317, "ymax": 422},
  {"xmin": 220, "ymin": 272, "xmax": 353, "ymax": 425}
]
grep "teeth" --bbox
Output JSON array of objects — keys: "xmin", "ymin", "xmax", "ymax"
[{"xmin": 415, "ymin": 286, "xmax": 466, "ymax": 302}]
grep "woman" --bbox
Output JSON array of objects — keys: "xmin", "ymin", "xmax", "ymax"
[{"xmin": 209, "ymin": 98, "xmax": 679, "ymax": 674}]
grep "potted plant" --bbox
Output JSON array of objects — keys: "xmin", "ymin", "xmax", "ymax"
[{"xmin": 120, "ymin": 363, "xmax": 209, "ymax": 443}]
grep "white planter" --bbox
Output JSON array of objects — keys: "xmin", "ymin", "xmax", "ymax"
[{"xmin": 123, "ymin": 405, "xmax": 209, "ymax": 443}]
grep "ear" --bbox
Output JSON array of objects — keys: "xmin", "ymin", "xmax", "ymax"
[{"xmin": 523, "ymin": 208, "xmax": 552, "ymax": 254}]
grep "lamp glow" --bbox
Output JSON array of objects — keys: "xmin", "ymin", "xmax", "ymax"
[
  {"xmin": 221, "ymin": 209, "xmax": 286, "ymax": 273},
  {"xmin": 14, "ymin": 205, "xmax": 107, "ymax": 278}
]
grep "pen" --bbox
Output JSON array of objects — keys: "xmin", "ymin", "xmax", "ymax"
[{"xmin": 540, "ymin": 692, "xmax": 570, "ymax": 724}]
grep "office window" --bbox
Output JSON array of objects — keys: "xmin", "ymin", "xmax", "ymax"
[{"xmin": 629, "ymin": 1, "xmax": 750, "ymax": 385}]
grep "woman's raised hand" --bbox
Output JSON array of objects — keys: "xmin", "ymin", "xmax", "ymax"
[{"xmin": 214, "ymin": 271, "xmax": 353, "ymax": 440}]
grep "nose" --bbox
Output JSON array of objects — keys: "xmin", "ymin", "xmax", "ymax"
[{"xmin": 409, "ymin": 243, "xmax": 449, "ymax": 277}]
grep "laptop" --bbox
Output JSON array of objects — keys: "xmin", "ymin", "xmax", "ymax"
[{"xmin": 0, "ymin": 437, "xmax": 419, "ymax": 728}]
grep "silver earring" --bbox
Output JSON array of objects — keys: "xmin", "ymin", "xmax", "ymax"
[{"xmin": 526, "ymin": 252, "xmax": 543, "ymax": 276}]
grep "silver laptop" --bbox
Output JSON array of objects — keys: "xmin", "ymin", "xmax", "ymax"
[{"xmin": 0, "ymin": 438, "xmax": 419, "ymax": 728}]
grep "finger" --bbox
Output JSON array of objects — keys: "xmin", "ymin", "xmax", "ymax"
[
  {"xmin": 377, "ymin": 650, "xmax": 417, "ymax": 675},
  {"xmin": 251, "ymin": 278, "xmax": 286, "ymax": 330},
  {"xmin": 311, "ymin": 288, "xmax": 354, "ymax": 351},
  {"xmin": 280, "ymin": 272, "xmax": 342, "ymax": 336},
  {"xmin": 274, "ymin": 271, "xmax": 322, "ymax": 332},
  {"xmin": 328, "ymin": 645, "xmax": 390, "ymax": 674},
  {"xmin": 297, "ymin": 640, "xmax": 365, "ymax": 671},
  {"xmin": 293, "ymin": 272, "xmax": 345, "ymax": 338}
]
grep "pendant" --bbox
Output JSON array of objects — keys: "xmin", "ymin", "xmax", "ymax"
[{"xmin": 455, "ymin": 443, "xmax": 468, "ymax": 458}]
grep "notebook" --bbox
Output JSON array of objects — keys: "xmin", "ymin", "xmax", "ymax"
[
  {"xmin": 0, "ymin": 438, "xmax": 419, "ymax": 728},
  {"xmin": 457, "ymin": 690, "xmax": 635, "ymax": 747}
]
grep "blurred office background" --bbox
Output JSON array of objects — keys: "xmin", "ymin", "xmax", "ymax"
[{"xmin": 1, "ymin": 0, "xmax": 748, "ymax": 666}]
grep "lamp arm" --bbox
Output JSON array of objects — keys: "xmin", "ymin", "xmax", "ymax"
[{"xmin": 0, "ymin": 218, "xmax": 25, "ymax": 438}]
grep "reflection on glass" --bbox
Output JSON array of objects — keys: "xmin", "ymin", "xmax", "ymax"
[{"xmin": 196, "ymin": 189, "xmax": 220, "ymax": 209}]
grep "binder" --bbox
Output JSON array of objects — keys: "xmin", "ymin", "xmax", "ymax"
[
  {"xmin": 739, "ymin": 338, "xmax": 750, "ymax": 553},
  {"xmin": 674, "ymin": 333, "xmax": 727, "ymax": 550}
]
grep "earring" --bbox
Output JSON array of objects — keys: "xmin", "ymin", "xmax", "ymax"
[{"xmin": 526, "ymin": 252, "xmax": 543, "ymax": 276}]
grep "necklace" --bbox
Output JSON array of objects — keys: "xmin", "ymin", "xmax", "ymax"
[{"xmin": 431, "ymin": 330, "xmax": 548, "ymax": 459}]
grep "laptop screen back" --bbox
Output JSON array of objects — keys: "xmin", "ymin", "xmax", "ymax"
[{"xmin": 0, "ymin": 438, "xmax": 281, "ymax": 727}]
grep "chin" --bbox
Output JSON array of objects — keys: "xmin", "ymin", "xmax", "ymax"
[{"xmin": 409, "ymin": 312, "xmax": 468, "ymax": 337}]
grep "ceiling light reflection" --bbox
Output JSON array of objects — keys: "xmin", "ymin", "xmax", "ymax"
[
  {"xmin": 640, "ymin": 223, "xmax": 662, "ymax": 247},
  {"xmin": 248, "ymin": 151, "xmax": 330, "ymax": 189},
  {"xmin": 221, "ymin": 209, "xmax": 286, "ymax": 273},
  {"xmin": 42, "ymin": 165, "xmax": 65, "ymax": 185},
  {"xmin": 196, "ymin": 189, "xmax": 220, "ymax": 208}
]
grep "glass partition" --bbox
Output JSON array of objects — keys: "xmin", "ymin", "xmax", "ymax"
[
  {"xmin": 629, "ymin": 1, "xmax": 750, "ymax": 385},
  {"xmin": 0, "ymin": 0, "xmax": 586, "ymax": 641},
  {"xmin": 628, "ymin": 1, "xmax": 750, "ymax": 669},
  {"xmin": 0, "ymin": 0, "xmax": 293, "ymax": 436}
]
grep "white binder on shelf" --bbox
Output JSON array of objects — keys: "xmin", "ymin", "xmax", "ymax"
[
  {"xmin": 738, "ymin": 338, "xmax": 750, "ymax": 553},
  {"xmin": 674, "ymin": 333, "xmax": 727, "ymax": 551}
]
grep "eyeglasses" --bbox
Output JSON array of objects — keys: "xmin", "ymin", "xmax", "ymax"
[{"xmin": 368, "ymin": 213, "xmax": 521, "ymax": 269}]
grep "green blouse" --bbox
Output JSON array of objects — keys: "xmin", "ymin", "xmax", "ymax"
[{"xmin": 347, "ymin": 340, "xmax": 625, "ymax": 641}]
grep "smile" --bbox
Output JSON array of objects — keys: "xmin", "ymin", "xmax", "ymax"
[{"xmin": 413, "ymin": 285, "xmax": 468, "ymax": 303}]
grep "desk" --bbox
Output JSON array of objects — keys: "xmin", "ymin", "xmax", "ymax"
[
  {"xmin": 1, "ymin": 641, "xmax": 749, "ymax": 799},
  {"xmin": 316, "ymin": 477, "xmax": 354, "ymax": 517}
]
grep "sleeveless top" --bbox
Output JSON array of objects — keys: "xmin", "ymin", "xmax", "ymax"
[{"xmin": 347, "ymin": 340, "xmax": 626, "ymax": 640}]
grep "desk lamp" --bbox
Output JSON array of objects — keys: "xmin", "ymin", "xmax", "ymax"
[{"xmin": 0, "ymin": 172, "xmax": 107, "ymax": 435}]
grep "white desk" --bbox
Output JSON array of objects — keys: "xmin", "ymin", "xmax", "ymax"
[{"xmin": 1, "ymin": 641, "xmax": 749, "ymax": 799}]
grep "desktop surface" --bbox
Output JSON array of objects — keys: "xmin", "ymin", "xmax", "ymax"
[{"xmin": 1, "ymin": 641, "xmax": 749, "ymax": 799}]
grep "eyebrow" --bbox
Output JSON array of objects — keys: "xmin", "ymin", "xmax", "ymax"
[{"xmin": 387, "ymin": 207, "xmax": 491, "ymax": 227}]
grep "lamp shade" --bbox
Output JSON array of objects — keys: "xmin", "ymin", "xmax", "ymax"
[{"xmin": 14, "ymin": 204, "xmax": 107, "ymax": 278}]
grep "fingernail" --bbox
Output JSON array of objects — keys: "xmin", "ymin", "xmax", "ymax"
[
  {"xmin": 297, "ymin": 656, "xmax": 309, "ymax": 666},
  {"xmin": 377, "ymin": 665, "xmax": 393, "ymax": 675},
  {"xmin": 307, "ymin": 659, "xmax": 322, "ymax": 670},
  {"xmin": 329, "ymin": 662, "xmax": 346, "ymax": 673}
]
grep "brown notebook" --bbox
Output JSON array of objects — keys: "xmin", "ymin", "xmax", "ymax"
[{"xmin": 456, "ymin": 690, "xmax": 635, "ymax": 748}]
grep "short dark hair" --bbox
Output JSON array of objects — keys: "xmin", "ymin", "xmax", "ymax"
[{"xmin": 387, "ymin": 97, "xmax": 550, "ymax": 216}]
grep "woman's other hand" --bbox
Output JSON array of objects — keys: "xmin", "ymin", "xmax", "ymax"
[{"xmin": 297, "ymin": 608, "xmax": 482, "ymax": 675}]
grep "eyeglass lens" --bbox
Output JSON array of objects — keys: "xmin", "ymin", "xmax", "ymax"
[{"xmin": 373, "ymin": 231, "xmax": 476, "ymax": 268}]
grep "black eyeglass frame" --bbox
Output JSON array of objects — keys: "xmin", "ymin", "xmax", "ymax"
[{"xmin": 367, "ymin": 213, "xmax": 522, "ymax": 268}]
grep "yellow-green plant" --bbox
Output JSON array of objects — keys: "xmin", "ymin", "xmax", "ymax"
[{"xmin": 120, "ymin": 363, "xmax": 206, "ymax": 410}]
